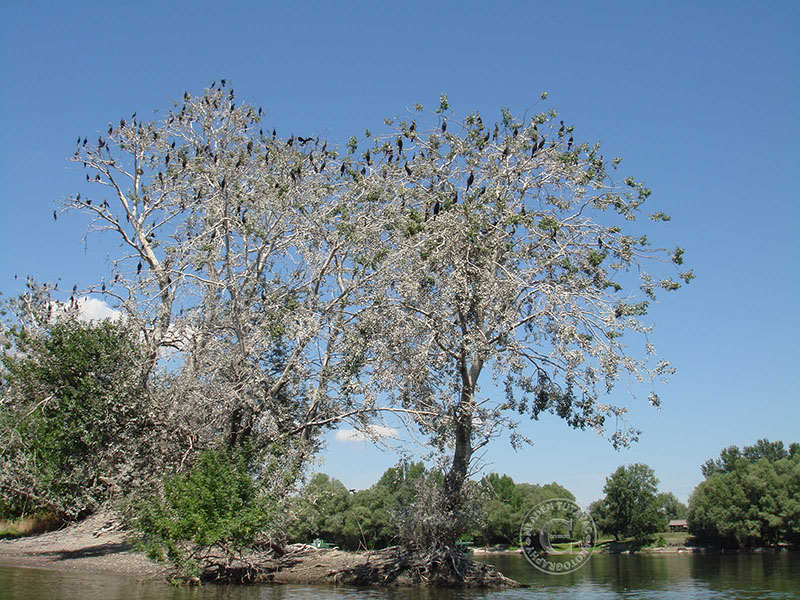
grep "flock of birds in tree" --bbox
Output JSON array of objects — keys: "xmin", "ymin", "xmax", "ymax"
[{"xmin": 57, "ymin": 80, "xmax": 591, "ymax": 294}]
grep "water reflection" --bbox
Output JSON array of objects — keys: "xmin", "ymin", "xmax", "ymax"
[{"xmin": 1, "ymin": 553, "xmax": 798, "ymax": 600}]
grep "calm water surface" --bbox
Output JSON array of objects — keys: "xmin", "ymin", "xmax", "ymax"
[{"xmin": 1, "ymin": 553, "xmax": 798, "ymax": 599}]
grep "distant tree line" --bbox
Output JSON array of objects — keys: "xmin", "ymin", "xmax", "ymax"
[
  {"xmin": 585, "ymin": 440, "xmax": 800, "ymax": 550},
  {"xmin": 286, "ymin": 464, "xmax": 575, "ymax": 550}
]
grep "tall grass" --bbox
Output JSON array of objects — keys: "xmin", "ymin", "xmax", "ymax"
[{"xmin": 0, "ymin": 512, "xmax": 63, "ymax": 539}]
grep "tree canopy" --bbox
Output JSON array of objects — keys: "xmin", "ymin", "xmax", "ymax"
[
  {"xmin": 357, "ymin": 95, "xmax": 690, "ymax": 542},
  {"xmin": 0, "ymin": 311, "xmax": 149, "ymax": 519},
  {"xmin": 1, "ymin": 83, "xmax": 690, "ymax": 558},
  {"xmin": 595, "ymin": 463, "xmax": 662, "ymax": 542},
  {"xmin": 689, "ymin": 439, "xmax": 800, "ymax": 548}
]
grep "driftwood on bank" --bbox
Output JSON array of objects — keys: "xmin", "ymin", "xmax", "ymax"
[{"xmin": 243, "ymin": 545, "xmax": 523, "ymax": 587}]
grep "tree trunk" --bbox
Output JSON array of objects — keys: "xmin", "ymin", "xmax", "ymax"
[{"xmin": 442, "ymin": 356, "xmax": 483, "ymax": 544}]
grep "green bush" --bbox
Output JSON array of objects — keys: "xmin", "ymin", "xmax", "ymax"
[
  {"xmin": 0, "ymin": 317, "xmax": 149, "ymax": 519},
  {"xmin": 133, "ymin": 448, "xmax": 280, "ymax": 580}
]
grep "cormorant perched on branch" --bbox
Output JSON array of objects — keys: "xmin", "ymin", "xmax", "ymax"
[
  {"xmin": 441, "ymin": 119, "xmax": 447, "ymax": 132},
  {"xmin": 53, "ymin": 210, "xmax": 57, "ymax": 221},
  {"xmin": 466, "ymin": 172, "xmax": 474, "ymax": 189},
  {"xmin": 137, "ymin": 262, "xmax": 142, "ymax": 275}
]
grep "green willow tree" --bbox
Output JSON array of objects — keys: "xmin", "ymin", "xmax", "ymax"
[{"xmin": 357, "ymin": 95, "xmax": 691, "ymax": 546}]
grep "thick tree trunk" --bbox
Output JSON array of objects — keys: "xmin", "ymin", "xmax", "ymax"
[
  {"xmin": 444, "ymin": 405, "xmax": 473, "ymax": 503},
  {"xmin": 442, "ymin": 356, "xmax": 483, "ymax": 544}
]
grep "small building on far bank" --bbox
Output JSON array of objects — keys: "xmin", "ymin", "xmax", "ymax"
[{"xmin": 669, "ymin": 519, "xmax": 688, "ymax": 532}]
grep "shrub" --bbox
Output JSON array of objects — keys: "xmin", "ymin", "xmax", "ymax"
[
  {"xmin": 133, "ymin": 448, "xmax": 282, "ymax": 580},
  {"xmin": 0, "ymin": 317, "xmax": 149, "ymax": 520}
]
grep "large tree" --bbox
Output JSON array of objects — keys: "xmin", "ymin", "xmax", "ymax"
[
  {"xmin": 689, "ymin": 440, "xmax": 800, "ymax": 547},
  {"xmin": 357, "ymin": 96, "xmax": 690, "ymax": 544},
  {"xmin": 61, "ymin": 83, "xmax": 394, "ymax": 477},
  {"xmin": 14, "ymin": 86, "xmax": 689, "ymax": 554},
  {"xmin": 600, "ymin": 463, "xmax": 661, "ymax": 542}
]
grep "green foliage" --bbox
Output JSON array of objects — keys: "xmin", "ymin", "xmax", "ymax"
[
  {"xmin": 656, "ymin": 492, "xmax": 687, "ymax": 529},
  {"xmin": 287, "ymin": 473, "xmax": 352, "ymax": 547},
  {"xmin": 689, "ymin": 439, "xmax": 799, "ymax": 548},
  {"xmin": 598, "ymin": 464, "xmax": 662, "ymax": 543},
  {"xmin": 0, "ymin": 316, "xmax": 148, "ymax": 520},
  {"xmin": 134, "ymin": 448, "xmax": 280, "ymax": 579},
  {"xmin": 287, "ymin": 461, "xmax": 430, "ymax": 550},
  {"xmin": 479, "ymin": 474, "xmax": 574, "ymax": 545},
  {"xmin": 286, "ymin": 466, "xmax": 584, "ymax": 550}
]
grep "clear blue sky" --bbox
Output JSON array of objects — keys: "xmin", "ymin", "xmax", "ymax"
[{"xmin": 2, "ymin": 1, "xmax": 798, "ymax": 507}]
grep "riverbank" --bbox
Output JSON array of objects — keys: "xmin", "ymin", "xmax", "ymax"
[
  {"xmin": 0, "ymin": 513, "xmax": 520, "ymax": 587},
  {"xmin": 0, "ymin": 513, "xmax": 166, "ymax": 578}
]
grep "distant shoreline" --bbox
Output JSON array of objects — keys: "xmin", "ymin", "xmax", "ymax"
[{"xmin": 2, "ymin": 517, "xmax": 793, "ymax": 587}]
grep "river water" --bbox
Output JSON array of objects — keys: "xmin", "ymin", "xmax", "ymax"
[{"xmin": 1, "ymin": 553, "xmax": 798, "ymax": 599}]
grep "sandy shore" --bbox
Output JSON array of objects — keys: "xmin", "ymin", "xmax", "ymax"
[
  {"xmin": 0, "ymin": 513, "xmax": 167, "ymax": 579},
  {"xmin": 0, "ymin": 515, "xmax": 520, "ymax": 587}
]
